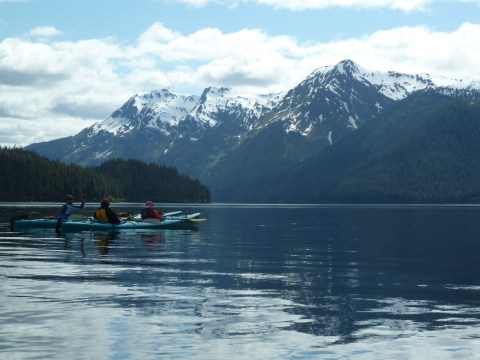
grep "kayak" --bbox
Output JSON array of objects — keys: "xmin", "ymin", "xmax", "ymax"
[
  {"xmin": 61, "ymin": 213, "xmax": 204, "ymax": 232},
  {"xmin": 10, "ymin": 211, "xmax": 204, "ymax": 232},
  {"xmin": 11, "ymin": 216, "xmax": 58, "ymax": 230}
]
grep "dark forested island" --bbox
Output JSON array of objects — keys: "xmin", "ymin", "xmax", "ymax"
[{"xmin": 0, "ymin": 147, "xmax": 210, "ymax": 203}]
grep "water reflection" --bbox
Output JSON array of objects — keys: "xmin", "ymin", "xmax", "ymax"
[
  {"xmin": 93, "ymin": 232, "xmax": 117, "ymax": 256},
  {"xmin": 1, "ymin": 205, "xmax": 480, "ymax": 359}
]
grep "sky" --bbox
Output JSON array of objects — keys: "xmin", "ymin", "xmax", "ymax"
[{"xmin": 0, "ymin": 0, "xmax": 479, "ymax": 147}]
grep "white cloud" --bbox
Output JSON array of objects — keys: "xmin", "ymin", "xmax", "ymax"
[
  {"xmin": 0, "ymin": 35, "xmax": 134, "ymax": 146},
  {"xmin": 323, "ymin": 22, "xmax": 480, "ymax": 81},
  {"xmin": 172, "ymin": 0, "xmax": 434, "ymax": 11},
  {"xmin": 129, "ymin": 21, "xmax": 480, "ymax": 92},
  {"xmin": 0, "ymin": 115, "xmax": 97, "ymax": 147},
  {"xmin": 1, "ymin": 21, "xmax": 480, "ymax": 146},
  {"xmin": 130, "ymin": 23, "xmax": 305, "ymax": 93},
  {"xmin": 28, "ymin": 26, "xmax": 62, "ymax": 38}
]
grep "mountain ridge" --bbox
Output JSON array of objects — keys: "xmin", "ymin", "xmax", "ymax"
[{"xmin": 25, "ymin": 59, "xmax": 480, "ymax": 203}]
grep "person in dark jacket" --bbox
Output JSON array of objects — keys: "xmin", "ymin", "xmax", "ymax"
[
  {"xmin": 141, "ymin": 200, "xmax": 164, "ymax": 221},
  {"xmin": 56, "ymin": 194, "xmax": 86, "ymax": 231},
  {"xmin": 93, "ymin": 198, "xmax": 121, "ymax": 224}
]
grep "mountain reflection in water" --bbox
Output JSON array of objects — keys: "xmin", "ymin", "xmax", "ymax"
[{"xmin": 1, "ymin": 204, "xmax": 479, "ymax": 359}]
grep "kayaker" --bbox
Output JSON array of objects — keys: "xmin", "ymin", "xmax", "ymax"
[
  {"xmin": 93, "ymin": 198, "xmax": 121, "ymax": 224},
  {"xmin": 141, "ymin": 200, "xmax": 164, "ymax": 221},
  {"xmin": 55, "ymin": 194, "xmax": 86, "ymax": 231}
]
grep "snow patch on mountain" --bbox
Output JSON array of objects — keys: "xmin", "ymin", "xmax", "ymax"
[
  {"xmin": 327, "ymin": 131, "xmax": 333, "ymax": 145},
  {"xmin": 137, "ymin": 90, "xmax": 198, "ymax": 129},
  {"xmin": 309, "ymin": 59, "xmax": 480, "ymax": 101},
  {"xmin": 192, "ymin": 87, "xmax": 284, "ymax": 126},
  {"xmin": 94, "ymin": 86, "xmax": 283, "ymax": 136},
  {"xmin": 93, "ymin": 116, "xmax": 131, "ymax": 136},
  {"xmin": 348, "ymin": 116, "xmax": 358, "ymax": 130},
  {"xmin": 94, "ymin": 89, "xmax": 199, "ymax": 136}
]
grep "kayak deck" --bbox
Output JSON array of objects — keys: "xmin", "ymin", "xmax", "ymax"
[{"xmin": 11, "ymin": 217, "xmax": 58, "ymax": 230}]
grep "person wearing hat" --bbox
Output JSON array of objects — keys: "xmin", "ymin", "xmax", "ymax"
[
  {"xmin": 93, "ymin": 198, "xmax": 121, "ymax": 224},
  {"xmin": 55, "ymin": 194, "xmax": 86, "ymax": 231},
  {"xmin": 141, "ymin": 201, "xmax": 164, "ymax": 221}
]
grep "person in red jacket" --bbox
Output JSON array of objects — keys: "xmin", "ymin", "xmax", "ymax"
[{"xmin": 141, "ymin": 201, "xmax": 164, "ymax": 221}]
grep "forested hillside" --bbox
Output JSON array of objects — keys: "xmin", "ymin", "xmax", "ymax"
[
  {"xmin": 278, "ymin": 93, "xmax": 480, "ymax": 203},
  {"xmin": 0, "ymin": 148, "xmax": 210, "ymax": 203},
  {"xmin": 93, "ymin": 159, "xmax": 211, "ymax": 203}
]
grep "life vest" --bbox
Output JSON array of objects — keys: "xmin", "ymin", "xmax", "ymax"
[
  {"xmin": 95, "ymin": 208, "xmax": 109, "ymax": 222},
  {"xmin": 141, "ymin": 208, "xmax": 150, "ymax": 219},
  {"xmin": 141, "ymin": 208, "xmax": 163, "ymax": 221}
]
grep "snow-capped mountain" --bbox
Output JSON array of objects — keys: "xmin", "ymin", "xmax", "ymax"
[
  {"xmin": 86, "ymin": 59, "xmax": 478, "ymax": 150},
  {"xmin": 94, "ymin": 86, "xmax": 283, "ymax": 138},
  {"xmin": 33, "ymin": 85, "xmax": 283, "ymax": 164},
  {"xmin": 25, "ymin": 59, "xmax": 480, "ymax": 202},
  {"xmin": 265, "ymin": 59, "xmax": 398, "ymax": 143},
  {"xmin": 264, "ymin": 59, "xmax": 480, "ymax": 145},
  {"xmin": 95, "ymin": 89, "xmax": 199, "ymax": 137}
]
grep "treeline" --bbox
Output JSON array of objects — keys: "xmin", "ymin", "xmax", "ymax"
[
  {"xmin": 93, "ymin": 158, "xmax": 211, "ymax": 203},
  {"xmin": 0, "ymin": 147, "xmax": 210, "ymax": 203}
]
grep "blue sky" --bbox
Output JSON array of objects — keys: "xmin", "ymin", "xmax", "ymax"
[{"xmin": 0, "ymin": 0, "xmax": 479, "ymax": 146}]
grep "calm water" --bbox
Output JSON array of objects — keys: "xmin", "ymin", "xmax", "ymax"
[{"xmin": 1, "ymin": 203, "xmax": 479, "ymax": 359}]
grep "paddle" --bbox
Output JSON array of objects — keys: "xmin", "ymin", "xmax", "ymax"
[
  {"xmin": 164, "ymin": 211, "xmax": 183, "ymax": 217},
  {"xmin": 132, "ymin": 210, "xmax": 183, "ymax": 221},
  {"xmin": 188, "ymin": 218, "xmax": 207, "ymax": 223}
]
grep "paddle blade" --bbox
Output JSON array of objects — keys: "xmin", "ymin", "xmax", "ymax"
[{"xmin": 188, "ymin": 218, "xmax": 207, "ymax": 223}]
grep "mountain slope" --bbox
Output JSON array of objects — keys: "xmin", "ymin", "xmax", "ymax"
[
  {"xmin": 27, "ymin": 59, "xmax": 444, "ymax": 168},
  {"xmin": 24, "ymin": 59, "xmax": 480, "ymax": 203},
  {"xmin": 277, "ymin": 92, "xmax": 480, "ymax": 203},
  {"xmin": 26, "ymin": 87, "xmax": 283, "ymax": 170},
  {"xmin": 262, "ymin": 60, "xmax": 395, "ymax": 143}
]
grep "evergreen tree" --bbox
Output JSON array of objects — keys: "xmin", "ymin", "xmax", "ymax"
[{"xmin": 0, "ymin": 148, "xmax": 210, "ymax": 203}]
